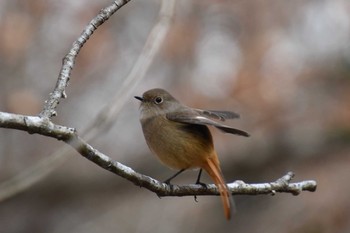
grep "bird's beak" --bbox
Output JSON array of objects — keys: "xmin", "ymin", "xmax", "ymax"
[{"xmin": 134, "ymin": 96, "xmax": 144, "ymax": 102}]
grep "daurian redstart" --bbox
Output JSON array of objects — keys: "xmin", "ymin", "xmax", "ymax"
[{"xmin": 135, "ymin": 88, "xmax": 249, "ymax": 220}]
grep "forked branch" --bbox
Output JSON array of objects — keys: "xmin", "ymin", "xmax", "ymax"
[{"xmin": 0, "ymin": 0, "xmax": 316, "ymax": 202}]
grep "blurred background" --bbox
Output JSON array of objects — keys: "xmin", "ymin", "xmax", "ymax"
[{"xmin": 1, "ymin": 0, "xmax": 350, "ymax": 232}]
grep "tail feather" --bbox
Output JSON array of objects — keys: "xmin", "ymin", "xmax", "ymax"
[{"xmin": 202, "ymin": 156, "xmax": 231, "ymax": 220}]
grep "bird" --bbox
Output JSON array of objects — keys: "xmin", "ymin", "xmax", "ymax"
[{"xmin": 135, "ymin": 88, "xmax": 249, "ymax": 220}]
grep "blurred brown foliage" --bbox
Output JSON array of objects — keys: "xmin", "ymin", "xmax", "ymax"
[{"xmin": 0, "ymin": 0, "xmax": 350, "ymax": 233}]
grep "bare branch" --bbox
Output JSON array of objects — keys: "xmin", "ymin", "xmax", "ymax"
[
  {"xmin": 0, "ymin": 112, "xmax": 75, "ymax": 140},
  {"xmin": 0, "ymin": 0, "xmax": 176, "ymax": 202},
  {"xmin": 70, "ymin": 136, "xmax": 317, "ymax": 196},
  {"xmin": 0, "ymin": 113, "xmax": 317, "ymax": 200},
  {"xmin": 39, "ymin": 0, "xmax": 131, "ymax": 119},
  {"xmin": 154, "ymin": 173, "xmax": 317, "ymax": 197}
]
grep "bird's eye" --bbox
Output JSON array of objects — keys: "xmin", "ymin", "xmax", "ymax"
[{"xmin": 154, "ymin": 96, "xmax": 163, "ymax": 104}]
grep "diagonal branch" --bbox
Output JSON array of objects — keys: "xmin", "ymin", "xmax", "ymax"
[{"xmin": 70, "ymin": 136, "xmax": 317, "ymax": 196}]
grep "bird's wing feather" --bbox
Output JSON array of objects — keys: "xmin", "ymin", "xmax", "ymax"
[
  {"xmin": 167, "ymin": 109, "xmax": 249, "ymax": 137},
  {"xmin": 195, "ymin": 109, "xmax": 240, "ymax": 121}
]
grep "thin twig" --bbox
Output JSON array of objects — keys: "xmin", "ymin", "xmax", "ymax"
[{"xmin": 39, "ymin": 0, "xmax": 131, "ymax": 119}]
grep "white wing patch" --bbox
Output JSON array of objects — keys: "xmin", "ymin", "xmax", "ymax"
[{"xmin": 195, "ymin": 116, "xmax": 208, "ymax": 121}]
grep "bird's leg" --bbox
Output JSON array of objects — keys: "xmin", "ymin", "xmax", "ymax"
[
  {"xmin": 163, "ymin": 169, "xmax": 185, "ymax": 185},
  {"xmin": 194, "ymin": 169, "xmax": 207, "ymax": 202},
  {"xmin": 195, "ymin": 169, "xmax": 207, "ymax": 187}
]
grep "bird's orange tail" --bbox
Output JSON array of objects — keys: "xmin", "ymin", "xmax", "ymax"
[{"xmin": 202, "ymin": 155, "xmax": 231, "ymax": 220}]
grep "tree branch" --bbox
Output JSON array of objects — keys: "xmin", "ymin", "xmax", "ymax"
[
  {"xmin": 0, "ymin": 0, "xmax": 176, "ymax": 202},
  {"xmin": 69, "ymin": 136, "xmax": 318, "ymax": 196},
  {"xmin": 39, "ymin": 0, "xmax": 131, "ymax": 119},
  {"xmin": 0, "ymin": 114, "xmax": 317, "ymax": 198},
  {"xmin": 0, "ymin": 112, "xmax": 75, "ymax": 140}
]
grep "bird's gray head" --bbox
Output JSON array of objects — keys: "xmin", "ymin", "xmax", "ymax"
[{"xmin": 134, "ymin": 88, "xmax": 181, "ymax": 118}]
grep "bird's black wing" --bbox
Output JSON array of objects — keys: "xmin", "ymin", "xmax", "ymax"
[{"xmin": 167, "ymin": 109, "xmax": 249, "ymax": 137}]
